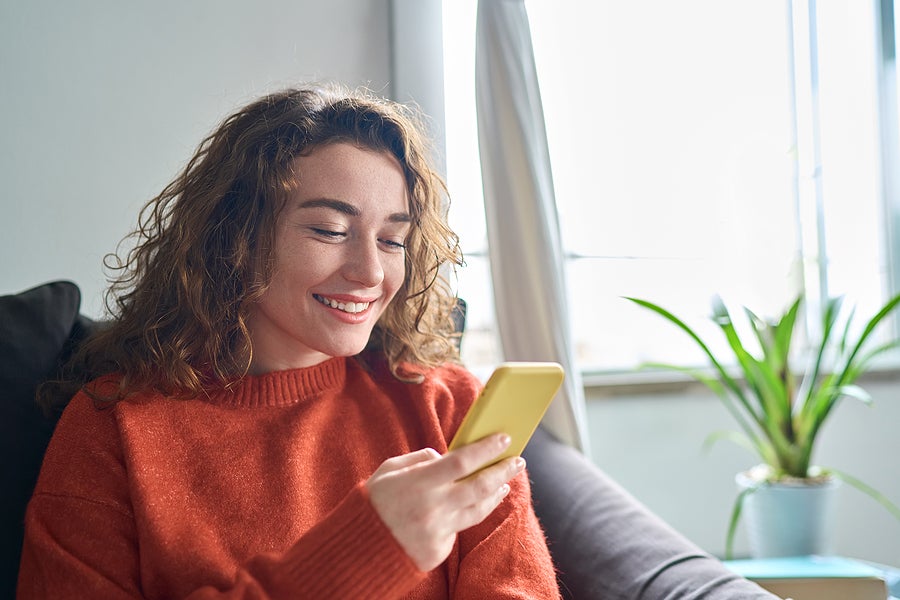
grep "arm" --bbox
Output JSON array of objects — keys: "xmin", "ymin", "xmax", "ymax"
[
  {"xmin": 452, "ymin": 468, "xmax": 561, "ymax": 599},
  {"xmin": 18, "ymin": 394, "xmax": 426, "ymax": 600},
  {"xmin": 20, "ymin": 482, "xmax": 423, "ymax": 600}
]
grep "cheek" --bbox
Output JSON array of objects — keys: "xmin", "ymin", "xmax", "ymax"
[
  {"xmin": 270, "ymin": 239, "xmax": 326, "ymax": 288},
  {"xmin": 384, "ymin": 254, "xmax": 408, "ymax": 297},
  {"xmin": 395, "ymin": 252, "xmax": 410, "ymax": 283},
  {"xmin": 264, "ymin": 253, "xmax": 320, "ymax": 299}
]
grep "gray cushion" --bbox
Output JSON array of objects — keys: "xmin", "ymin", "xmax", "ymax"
[{"xmin": 523, "ymin": 426, "xmax": 777, "ymax": 599}]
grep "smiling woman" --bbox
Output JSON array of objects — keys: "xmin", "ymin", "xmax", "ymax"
[
  {"xmin": 247, "ymin": 145, "xmax": 412, "ymax": 373},
  {"xmin": 18, "ymin": 85, "xmax": 561, "ymax": 598}
]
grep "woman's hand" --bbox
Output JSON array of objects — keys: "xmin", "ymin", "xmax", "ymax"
[{"xmin": 366, "ymin": 433, "xmax": 525, "ymax": 572}]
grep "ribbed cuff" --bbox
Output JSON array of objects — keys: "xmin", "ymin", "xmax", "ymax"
[{"xmin": 278, "ymin": 482, "xmax": 425, "ymax": 598}]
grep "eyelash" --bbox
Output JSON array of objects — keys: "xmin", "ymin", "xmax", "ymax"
[
  {"xmin": 312, "ymin": 228, "xmax": 345, "ymax": 239},
  {"xmin": 311, "ymin": 228, "xmax": 406, "ymax": 250},
  {"xmin": 382, "ymin": 239, "xmax": 407, "ymax": 250}
]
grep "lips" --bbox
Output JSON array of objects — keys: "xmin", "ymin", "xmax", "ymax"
[{"xmin": 313, "ymin": 294, "xmax": 372, "ymax": 314}]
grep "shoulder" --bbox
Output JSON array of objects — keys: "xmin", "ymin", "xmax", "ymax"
[
  {"xmin": 361, "ymin": 354, "xmax": 481, "ymax": 403},
  {"xmin": 419, "ymin": 362, "xmax": 482, "ymax": 403},
  {"xmin": 398, "ymin": 361, "xmax": 484, "ymax": 436},
  {"xmin": 352, "ymin": 354, "xmax": 483, "ymax": 433},
  {"xmin": 52, "ymin": 376, "xmax": 124, "ymax": 445},
  {"xmin": 33, "ymin": 380, "xmax": 137, "ymax": 514},
  {"xmin": 38, "ymin": 375, "xmax": 162, "ymax": 483}
]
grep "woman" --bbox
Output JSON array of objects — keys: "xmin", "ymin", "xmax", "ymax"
[{"xmin": 18, "ymin": 85, "xmax": 560, "ymax": 598}]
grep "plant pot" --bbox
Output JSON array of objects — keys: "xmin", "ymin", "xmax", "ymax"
[{"xmin": 735, "ymin": 465, "xmax": 841, "ymax": 558}]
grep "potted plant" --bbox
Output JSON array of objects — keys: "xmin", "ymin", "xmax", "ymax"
[{"xmin": 625, "ymin": 293, "xmax": 900, "ymax": 558}]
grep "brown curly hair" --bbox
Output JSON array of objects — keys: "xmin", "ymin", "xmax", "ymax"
[{"xmin": 47, "ymin": 84, "xmax": 463, "ymax": 406}]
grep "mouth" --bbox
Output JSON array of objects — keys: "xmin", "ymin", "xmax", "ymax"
[{"xmin": 313, "ymin": 294, "xmax": 372, "ymax": 314}]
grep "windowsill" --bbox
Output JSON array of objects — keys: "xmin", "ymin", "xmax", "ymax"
[{"xmin": 581, "ymin": 361, "xmax": 900, "ymax": 398}]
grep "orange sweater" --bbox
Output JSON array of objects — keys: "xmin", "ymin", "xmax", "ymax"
[{"xmin": 18, "ymin": 356, "xmax": 560, "ymax": 599}]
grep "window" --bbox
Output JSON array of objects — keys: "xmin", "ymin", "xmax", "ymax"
[
  {"xmin": 443, "ymin": 0, "xmax": 501, "ymax": 370},
  {"xmin": 443, "ymin": 0, "xmax": 897, "ymax": 375}
]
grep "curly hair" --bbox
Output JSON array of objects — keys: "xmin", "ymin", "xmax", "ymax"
[{"xmin": 45, "ymin": 84, "xmax": 463, "ymax": 406}]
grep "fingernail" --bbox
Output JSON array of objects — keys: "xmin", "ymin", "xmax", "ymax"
[
  {"xmin": 500, "ymin": 483, "xmax": 511, "ymax": 497},
  {"xmin": 515, "ymin": 457, "xmax": 526, "ymax": 472},
  {"xmin": 498, "ymin": 434, "xmax": 512, "ymax": 448}
]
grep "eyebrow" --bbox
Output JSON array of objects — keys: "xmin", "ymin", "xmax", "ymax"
[{"xmin": 298, "ymin": 198, "xmax": 411, "ymax": 223}]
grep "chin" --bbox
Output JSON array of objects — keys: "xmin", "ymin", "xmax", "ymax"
[{"xmin": 319, "ymin": 340, "xmax": 372, "ymax": 359}]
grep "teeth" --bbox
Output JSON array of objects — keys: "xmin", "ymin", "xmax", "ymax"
[{"xmin": 315, "ymin": 294, "xmax": 370, "ymax": 314}]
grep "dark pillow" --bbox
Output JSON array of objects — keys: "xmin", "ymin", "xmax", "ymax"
[{"xmin": 0, "ymin": 281, "xmax": 86, "ymax": 597}]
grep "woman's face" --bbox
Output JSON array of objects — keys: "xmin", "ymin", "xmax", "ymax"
[{"xmin": 246, "ymin": 142, "xmax": 411, "ymax": 373}]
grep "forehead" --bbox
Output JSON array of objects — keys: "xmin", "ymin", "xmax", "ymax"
[{"xmin": 289, "ymin": 143, "xmax": 409, "ymax": 212}]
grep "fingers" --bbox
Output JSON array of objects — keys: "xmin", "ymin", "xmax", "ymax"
[
  {"xmin": 371, "ymin": 447, "xmax": 440, "ymax": 477},
  {"xmin": 423, "ymin": 433, "xmax": 512, "ymax": 485},
  {"xmin": 447, "ymin": 455, "xmax": 526, "ymax": 508},
  {"xmin": 385, "ymin": 447, "xmax": 442, "ymax": 470},
  {"xmin": 365, "ymin": 439, "xmax": 526, "ymax": 573},
  {"xmin": 452, "ymin": 480, "xmax": 513, "ymax": 532}
]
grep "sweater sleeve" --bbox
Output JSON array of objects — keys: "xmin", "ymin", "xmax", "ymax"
[
  {"xmin": 20, "ymin": 484, "xmax": 424, "ymax": 599},
  {"xmin": 18, "ymin": 395, "xmax": 426, "ymax": 600},
  {"xmin": 223, "ymin": 483, "xmax": 426, "ymax": 599},
  {"xmin": 451, "ymin": 469, "xmax": 561, "ymax": 599}
]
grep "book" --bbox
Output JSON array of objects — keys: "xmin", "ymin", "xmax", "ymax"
[{"xmin": 723, "ymin": 555, "xmax": 889, "ymax": 600}]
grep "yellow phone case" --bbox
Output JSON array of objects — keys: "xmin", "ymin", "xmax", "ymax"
[{"xmin": 448, "ymin": 362, "xmax": 565, "ymax": 468}]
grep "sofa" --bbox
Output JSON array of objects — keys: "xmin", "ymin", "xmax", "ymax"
[{"xmin": 0, "ymin": 280, "xmax": 775, "ymax": 598}]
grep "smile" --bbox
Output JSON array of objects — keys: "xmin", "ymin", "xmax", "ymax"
[{"xmin": 313, "ymin": 294, "xmax": 371, "ymax": 314}]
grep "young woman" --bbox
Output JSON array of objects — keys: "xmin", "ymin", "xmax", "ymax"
[{"xmin": 18, "ymin": 85, "xmax": 560, "ymax": 598}]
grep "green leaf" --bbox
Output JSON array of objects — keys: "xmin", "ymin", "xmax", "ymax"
[
  {"xmin": 841, "ymin": 340, "xmax": 900, "ymax": 385},
  {"xmin": 838, "ymin": 305, "xmax": 857, "ymax": 356},
  {"xmin": 801, "ymin": 297, "xmax": 843, "ymax": 412},
  {"xmin": 702, "ymin": 430, "xmax": 771, "ymax": 464},
  {"xmin": 710, "ymin": 299, "xmax": 774, "ymax": 415},
  {"xmin": 832, "ymin": 384, "xmax": 872, "ymax": 405},
  {"xmin": 744, "ymin": 307, "xmax": 775, "ymax": 366},
  {"xmin": 712, "ymin": 298, "xmax": 792, "ymax": 455},
  {"xmin": 830, "ymin": 468, "xmax": 900, "ymax": 522},
  {"xmin": 640, "ymin": 362, "xmax": 768, "ymax": 453},
  {"xmin": 638, "ymin": 362, "xmax": 725, "ymax": 396},
  {"xmin": 625, "ymin": 297, "xmax": 763, "ymax": 442},
  {"xmin": 802, "ymin": 294, "xmax": 900, "ymax": 449},
  {"xmin": 773, "ymin": 297, "xmax": 802, "ymax": 365},
  {"xmin": 837, "ymin": 292, "xmax": 900, "ymax": 386},
  {"xmin": 703, "ymin": 430, "xmax": 753, "ymax": 454},
  {"xmin": 772, "ymin": 298, "xmax": 802, "ymax": 409},
  {"xmin": 725, "ymin": 483, "xmax": 763, "ymax": 560},
  {"xmin": 797, "ymin": 372, "xmax": 839, "ymax": 445}
]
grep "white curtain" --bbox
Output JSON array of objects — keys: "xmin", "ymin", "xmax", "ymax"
[{"xmin": 475, "ymin": 0, "xmax": 590, "ymax": 452}]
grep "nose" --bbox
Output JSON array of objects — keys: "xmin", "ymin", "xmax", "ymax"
[{"xmin": 343, "ymin": 239, "xmax": 385, "ymax": 288}]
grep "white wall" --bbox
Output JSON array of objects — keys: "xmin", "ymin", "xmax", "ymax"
[
  {"xmin": 0, "ymin": 0, "xmax": 392, "ymax": 317},
  {"xmin": 586, "ymin": 375, "xmax": 900, "ymax": 566}
]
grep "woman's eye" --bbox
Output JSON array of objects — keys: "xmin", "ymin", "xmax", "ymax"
[
  {"xmin": 380, "ymin": 238, "xmax": 407, "ymax": 251},
  {"xmin": 311, "ymin": 228, "xmax": 346, "ymax": 239}
]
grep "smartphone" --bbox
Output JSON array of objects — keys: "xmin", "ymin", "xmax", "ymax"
[{"xmin": 448, "ymin": 362, "xmax": 565, "ymax": 469}]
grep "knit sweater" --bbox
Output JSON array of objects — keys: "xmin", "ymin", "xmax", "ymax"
[{"xmin": 18, "ymin": 356, "xmax": 560, "ymax": 599}]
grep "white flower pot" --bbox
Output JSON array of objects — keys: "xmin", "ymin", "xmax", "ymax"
[{"xmin": 735, "ymin": 466, "xmax": 841, "ymax": 558}]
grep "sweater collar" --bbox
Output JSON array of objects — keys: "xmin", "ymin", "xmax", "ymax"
[{"xmin": 208, "ymin": 356, "xmax": 348, "ymax": 408}]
